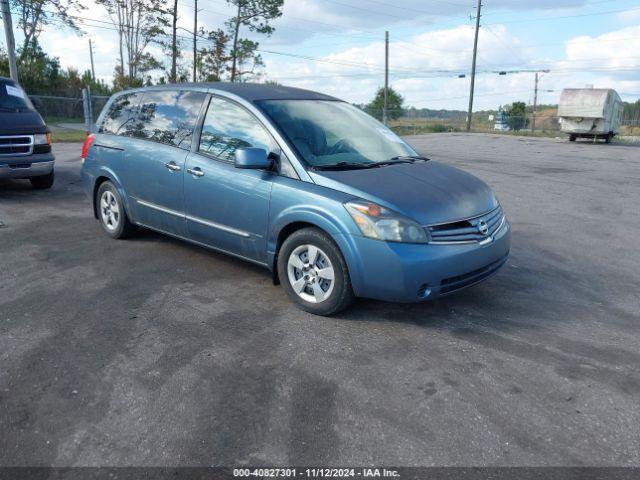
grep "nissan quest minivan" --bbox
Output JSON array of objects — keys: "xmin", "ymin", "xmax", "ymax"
[
  {"xmin": 0, "ymin": 77, "xmax": 55, "ymax": 188},
  {"xmin": 81, "ymin": 83, "xmax": 510, "ymax": 315}
]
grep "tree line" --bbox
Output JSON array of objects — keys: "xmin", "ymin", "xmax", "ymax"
[{"xmin": 0, "ymin": 0, "xmax": 284, "ymax": 96}]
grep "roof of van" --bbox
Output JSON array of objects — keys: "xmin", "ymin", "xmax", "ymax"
[{"xmin": 127, "ymin": 82, "xmax": 340, "ymax": 102}]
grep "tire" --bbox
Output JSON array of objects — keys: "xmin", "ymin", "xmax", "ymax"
[
  {"xmin": 569, "ymin": 134, "xmax": 576, "ymax": 142},
  {"xmin": 96, "ymin": 181, "xmax": 135, "ymax": 239},
  {"xmin": 277, "ymin": 227, "xmax": 354, "ymax": 316},
  {"xmin": 605, "ymin": 133, "xmax": 613, "ymax": 144},
  {"xmin": 30, "ymin": 171, "xmax": 54, "ymax": 189}
]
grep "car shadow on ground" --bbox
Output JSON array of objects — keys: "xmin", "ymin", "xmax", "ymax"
[
  {"xmin": 121, "ymin": 226, "xmax": 557, "ymax": 336},
  {"xmin": 0, "ymin": 178, "xmax": 35, "ymax": 192}
]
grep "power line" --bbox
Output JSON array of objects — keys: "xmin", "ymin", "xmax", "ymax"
[
  {"xmin": 358, "ymin": 0, "xmax": 475, "ymax": 13},
  {"xmin": 16, "ymin": 9, "xmax": 640, "ymax": 80},
  {"xmin": 484, "ymin": 5, "xmax": 640, "ymax": 26}
]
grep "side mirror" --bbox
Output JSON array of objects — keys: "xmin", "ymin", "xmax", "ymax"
[{"xmin": 234, "ymin": 147, "xmax": 273, "ymax": 170}]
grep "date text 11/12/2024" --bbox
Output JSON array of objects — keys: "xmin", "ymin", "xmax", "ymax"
[{"xmin": 233, "ymin": 468, "xmax": 400, "ymax": 478}]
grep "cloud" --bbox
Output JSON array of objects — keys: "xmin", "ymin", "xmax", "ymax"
[
  {"xmin": 263, "ymin": 24, "xmax": 537, "ymax": 109},
  {"xmin": 617, "ymin": 7, "xmax": 640, "ymax": 25},
  {"xmin": 5, "ymin": 0, "xmax": 638, "ymax": 109},
  {"xmin": 563, "ymin": 24, "xmax": 640, "ymax": 72}
]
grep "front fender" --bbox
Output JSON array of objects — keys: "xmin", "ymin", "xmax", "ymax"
[
  {"xmin": 267, "ymin": 204, "xmax": 367, "ymax": 294},
  {"xmin": 88, "ymin": 166, "xmax": 134, "ymax": 221},
  {"xmin": 266, "ymin": 177, "xmax": 366, "ymax": 286}
]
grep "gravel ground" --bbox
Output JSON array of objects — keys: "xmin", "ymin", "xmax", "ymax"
[{"xmin": 0, "ymin": 134, "xmax": 639, "ymax": 466}]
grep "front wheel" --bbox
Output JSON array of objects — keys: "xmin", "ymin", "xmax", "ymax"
[
  {"xmin": 30, "ymin": 171, "xmax": 54, "ymax": 189},
  {"xmin": 277, "ymin": 228, "xmax": 354, "ymax": 316}
]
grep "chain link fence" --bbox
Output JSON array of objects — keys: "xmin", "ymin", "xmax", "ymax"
[
  {"xmin": 365, "ymin": 107, "xmax": 640, "ymax": 140},
  {"xmin": 25, "ymin": 93, "xmax": 640, "ymax": 142},
  {"xmin": 26, "ymin": 92, "xmax": 110, "ymax": 141}
]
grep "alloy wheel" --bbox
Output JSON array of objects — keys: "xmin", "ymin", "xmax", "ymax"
[
  {"xmin": 100, "ymin": 190, "xmax": 120, "ymax": 232},
  {"xmin": 287, "ymin": 244, "xmax": 335, "ymax": 303}
]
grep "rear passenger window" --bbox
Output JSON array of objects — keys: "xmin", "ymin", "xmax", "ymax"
[
  {"xmin": 100, "ymin": 93, "xmax": 141, "ymax": 136},
  {"xmin": 199, "ymin": 97, "xmax": 273, "ymax": 162},
  {"xmin": 133, "ymin": 90, "xmax": 206, "ymax": 149}
]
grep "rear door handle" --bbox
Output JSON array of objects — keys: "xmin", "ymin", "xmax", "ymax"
[
  {"xmin": 165, "ymin": 162, "xmax": 181, "ymax": 172},
  {"xmin": 187, "ymin": 167, "xmax": 204, "ymax": 177}
]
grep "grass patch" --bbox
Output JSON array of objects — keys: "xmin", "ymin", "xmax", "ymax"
[
  {"xmin": 44, "ymin": 116, "xmax": 84, "ymax": 124},
  {"xmin": 52, "ymin": 130, "xmax": 87, "ymax": 143}
]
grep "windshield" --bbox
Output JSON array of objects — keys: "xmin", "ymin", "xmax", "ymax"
[
  {"xmin": 0, "ymin": 82, "xmax": 35, "ymax": 112},
  {"xmin": 258, "ymin": 100, "xmax": 417, "ymax": 168}
]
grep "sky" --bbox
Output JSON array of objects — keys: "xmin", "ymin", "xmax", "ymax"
[{"xmin": 2, "ymin": 0, "xmax": 640, "ymax": 111}]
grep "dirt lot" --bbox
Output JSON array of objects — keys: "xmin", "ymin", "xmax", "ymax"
[{"xmin": 1, "ymin": 134, "xmax": 639, "ymax": 466}]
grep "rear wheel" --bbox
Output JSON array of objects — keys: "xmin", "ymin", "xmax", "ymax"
[
  {"xmin": 277, "ymin": 228, "xmax": 354, "ymax": 316},
  {"xmin": 30, "ymin": 171, "xmax": 54, "ymax": 189},
  {"xmin": 569, "ymin": 134, "xmax": 576, "ymax": 142},
  {"xmin": 605, "ymin": 133, "xmax": 613, "ymax": 144},
  {"xmin": 96, "ymin": 181, "xmax": 135, "ymax": 239}
]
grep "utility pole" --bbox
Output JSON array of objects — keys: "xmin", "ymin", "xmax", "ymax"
[
  {"xmin": 193, "ymin": 0, "xmax": 198, "ymax": 82},
  {"xmin": 532, "ymin": 72, "xmax": 539, "ymax": 133},
  {"xmin": 230, "ymin": 1, "xmax": 243, "ymax": 82},
  {"xmin": 1, "ymin": 0, "xmax": 19, "ymax": 81},
  {"xmin": 89, "ymin": 39, "xmax": 96, "ymax": 82},
  {"xmin": 383, "ymin": 30, "xmax": 389, "ymax": 126},
  {"xmin": 466, "ymin": 0, "xmax": 482, "ymax": 132},
  {"xmin": 170, "ymin": 0, "xmax": 178, "ymax": 83}
]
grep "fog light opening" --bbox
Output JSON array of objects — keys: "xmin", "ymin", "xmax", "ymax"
[{"xmin": 418, "ymin": 284, "xmax": 432, "ymax": 299}]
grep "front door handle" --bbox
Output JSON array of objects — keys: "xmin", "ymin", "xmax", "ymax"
[
  {"xmin": 187, "ymin": 167, "xmax": 204, "ymax": 177},
  {"xmin": 164, "ymin": 162, "xmax": 181, "ymax": 172}
]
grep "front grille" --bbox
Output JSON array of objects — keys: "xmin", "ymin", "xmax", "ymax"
[
  {"xmin": 0, "ymin": 135, "xmax": 33, "ymax": 157},
  {"xmin": 0, "ymin": 136, "xmax": 31, "ymax": 145},
  {"xmin": 426, "ymin": 206, "xmax": 505, "ymax": 244},
  {"xmin": 440, "ymin": 254, "xmax": 509, "ymax": 295}
]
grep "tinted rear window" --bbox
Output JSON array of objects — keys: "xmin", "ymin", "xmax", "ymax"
[
  {"xmin": 0, "ymin": 81, "xmax": 34, "ymax": 112},
  {"xmin": 132, "ymin": 90, "xmax": 206, "ymax": 149},
  {"xmin": 100, "ymin": 92, "xmax": 142, "ymax": 136}
]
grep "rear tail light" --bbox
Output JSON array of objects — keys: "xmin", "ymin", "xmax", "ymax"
[{"xmin": 81, "ymin": 133, "xmax": 96, "ymax": 161}]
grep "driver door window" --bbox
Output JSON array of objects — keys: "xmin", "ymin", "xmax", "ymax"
[{"xmin": 199, "ymin": 97, "xmax": 273, "ymax": 162}]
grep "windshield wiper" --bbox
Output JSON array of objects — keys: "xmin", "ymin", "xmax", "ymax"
[
  {"xmin": 312, "ymin": 162, "xmax": 376, "ymax": 171},
  {"xmin": 373, "ymin": 158, "xmax": 416, "ymax": 167},
  {"xmin": 385, "ymin": 155, "xmax": 430, "ymax": 163},
  {"xmin": 312, "ymin": 156, "xmax": 430, "ymax": 171}
]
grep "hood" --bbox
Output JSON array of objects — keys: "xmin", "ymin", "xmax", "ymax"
[
  {"xmin": 309, "ymin": 161, "xmax": 498, "ymax": 225},
  {"xmin": 0, "ymin": 110, "xmax": 48, "ymax": 135}
]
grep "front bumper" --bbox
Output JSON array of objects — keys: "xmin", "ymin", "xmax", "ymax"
[
  {"xmin": 0, "ymin": 154, "xmax": 55, "ymax": 179},
  {"xmin": 337, "ymin": 219, "xmax": 511, "ymax": 303}
]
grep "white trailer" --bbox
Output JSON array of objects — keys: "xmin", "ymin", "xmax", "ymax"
[{"xmin": 558, "ymin": 88, "xmax": 623, "ymax": 143}]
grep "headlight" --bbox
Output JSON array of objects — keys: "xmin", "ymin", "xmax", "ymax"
[
  {"xmin": 344, "ymin": 200, "xmax": 429, "ymax": 244},
  {"xmin": 34, "ymin": 133, "xmax": 52, "ymax": 145}
]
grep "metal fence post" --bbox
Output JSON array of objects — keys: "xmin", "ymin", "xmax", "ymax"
[{"xmin": 82, "ymin": 87, "xmax": 93, "ymax": 134}]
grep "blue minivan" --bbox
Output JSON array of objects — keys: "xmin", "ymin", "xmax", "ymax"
[{"xmin": 81, "ymin": 83, "xmax": 510, "ymax": 315}]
